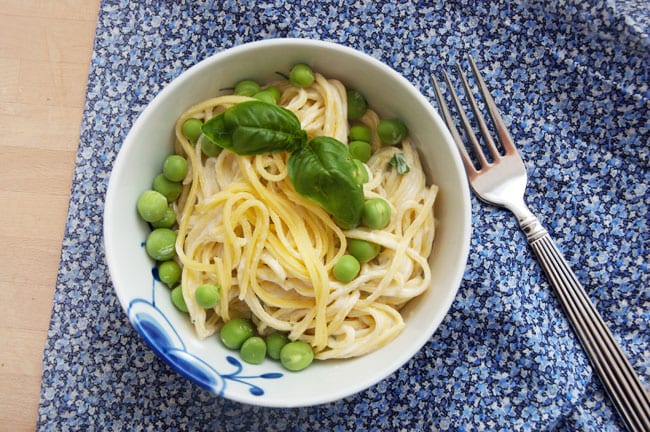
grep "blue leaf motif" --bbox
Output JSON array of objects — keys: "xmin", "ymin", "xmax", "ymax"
[
  {"xmin": 166, "ymin": 349, "xmax": 225, "ymax": 395},
  {"xmin": 128, "ymin": 296, "xmax": 284, "ymax": 399},
  {"xmin": 137, "ymin": 315, "xmax": 175, "ymax": 351},
  {"xmin": 129, "ymin": 299, "xmax": 184, "ymax": 352},
  {"xmin": 227, "ymin": 355, "xmax": 242, "ymax": 368},
  {"xmin": 222, "ymin": 355, "xmax": 285, "ymax": 397},
  {"xmin": 249, "ymin": 386, "xmax": 264, "ymax": 396},
  {"xmin": 128, "ymin": 299, "xmax": 225, "ymax": 395}
]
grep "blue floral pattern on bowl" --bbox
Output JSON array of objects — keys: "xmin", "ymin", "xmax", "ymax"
[{"xmin": 128, "ymin": 275, "xmax": 283, "ymax": 397}]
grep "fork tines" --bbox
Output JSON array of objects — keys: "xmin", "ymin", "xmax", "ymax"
[{"xmin": 432, "ymin": 56, "xmax": 517, "ymax": 175}]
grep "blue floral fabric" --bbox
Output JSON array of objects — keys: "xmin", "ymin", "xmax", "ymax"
[{"xmin": 38, "ymin": 0, "xmax": 648, "ymax": 430}]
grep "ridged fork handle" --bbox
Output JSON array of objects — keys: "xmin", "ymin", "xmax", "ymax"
[{"xmin": 524, "ymin": 219, "xmax": 650, "ymax": 431}]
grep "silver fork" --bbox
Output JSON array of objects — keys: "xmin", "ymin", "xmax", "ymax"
[{"xmin": 432, "ymin": 56, "xmax": 650, "ymax": 432}]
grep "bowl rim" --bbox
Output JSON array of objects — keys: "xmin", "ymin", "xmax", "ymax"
[{"xmin": 103, "ymin": 37, "xmax": 471, "ymax": 407}]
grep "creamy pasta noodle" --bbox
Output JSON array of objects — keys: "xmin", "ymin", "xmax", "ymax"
[{"xmin": 172, "ymin": 72, "xmax": 438, "ymax": 360}]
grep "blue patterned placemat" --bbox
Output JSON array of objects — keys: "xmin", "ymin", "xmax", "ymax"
[{"xmin": 38, "ymin": 1, "xmax": 649, "ymax": 430}]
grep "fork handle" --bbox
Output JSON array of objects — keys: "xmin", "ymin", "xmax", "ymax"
[{"xmin": 527, "ymin": 230, "xmax": 650, "ymax": 431}]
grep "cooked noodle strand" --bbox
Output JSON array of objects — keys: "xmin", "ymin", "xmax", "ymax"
[{"xmin": 172, "ymin": 75, "xmax": 437, "ymax": 359}]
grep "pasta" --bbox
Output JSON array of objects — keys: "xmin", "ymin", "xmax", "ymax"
[{"xmin": 171, "ymin": 72, "xmax": 438, "ymax": 360}]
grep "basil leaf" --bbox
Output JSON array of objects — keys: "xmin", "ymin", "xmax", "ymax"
[
  {"xmin": 388, "ymin": 153, "xmax": 410, "ymax": 175},
  {"xmin": 201, "ymin": 101, "xmax": 307, "ymax": 155},
  {"xmin": 288, "ymin": 136, "xmax": 364, "ymax": 229}
]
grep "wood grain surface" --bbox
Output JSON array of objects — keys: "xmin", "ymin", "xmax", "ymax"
[{"xmin": 0, "ymin": 1, "xmax": 100, "ymax": 429}]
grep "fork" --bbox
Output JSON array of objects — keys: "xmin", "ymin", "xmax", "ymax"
[{"xmin": 432, "ymin": 56, "xmax": 650, "ymax": 432}]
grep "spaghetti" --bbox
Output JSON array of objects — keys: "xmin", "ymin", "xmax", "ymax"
[{"xmin": 172, "ymin": 73, "xmax": 438, "ymax": 360}]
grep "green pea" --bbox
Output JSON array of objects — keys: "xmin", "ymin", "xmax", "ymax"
[
  {"xmin": 153, "ymin": 174, "xmax": 183, "ymax": 202},
  {"xmin": 234, "ymin": 79, "xmax": 261, "ymax": 97},
  {"xmin": 136, "ymin": 190, "xmax": 168, "ymax": 223},
  {"xmin": 266, "ymin": 332, "xmax": 290, "ymax": 360},
  {"xmin": 181, "ymin": 118, "xmax": 203, "ymax": 144},
  {"xmin": 158, "ymin": 260, "xmax": 181, "ymax": 287},
  {"xmin": 349, "ymin": 125, "xmax": 371, "ymax": 143},
  {"xmin": 347, "ymin": 89, "xmax": 367, "ymax": 121},
  {"xmin": 151, "ymin": 205, "xmax": 176, "ymax": 229},
  {"xmin": 280, "ymin": 341, "xmax": 314, "ymax": 371},
  {"xmin": 289, "ymin": 63, "xmax": 315, "ymax": 87},
  {"xmin": 195, "ymin": 284, "xmax": 221, "ymax": 309},
  {"xmin": 361, "ymin": 198, "xmax": 391, "ymax": 230},
  {"xmin": 254, "ymin": 86, "xmax": 281, "ymax": 104},
  {"xmin": 240, "ymin": 336, "xmax": 267, "ymax": 365},
  {"xmin": 171, "ymin": 285, "xmax": 188, "ymax": 312},
  {"xmin": 348, "ymin": 238, "xmax": 380, "ymax": 262},
  {"xmin": 377, "ymin": 119, "xmax": 407, "ymax": 146},
  {"xmin": 266, "ymin": 86, "xmax": 281, "ymax": 101},
  {"xmin": 145, "ymin": 228, "xmax": 177, "ymax": 261},
  {"xmin": 220, "ymin": 318, "xmax": 255, "ymax": 350},
  {"xmin": 333, "ymin": 255, "xmax": 360, "ymax": 282},
  {"xmin": 352, "ymin": 159, "xmax": 369, "ymax": 184},
  {"xmin": 253, "ymin": 90, "xmax": 276, "ymax": 104},
  {"xmin": 200, "ymin": 136, "xmax": 223, "ymax": 157},
  {"xmin": 349, "ymin": 140, "xmax": 372, "ymax": 163},
  {"xmin": 162, "ymin": 155, "xmax": 188, "ymax": 182}
]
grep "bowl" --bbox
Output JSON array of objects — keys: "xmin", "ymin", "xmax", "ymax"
[{"xmin": 103, "ymin": 38, "xmax": 471, "ymax": 407}]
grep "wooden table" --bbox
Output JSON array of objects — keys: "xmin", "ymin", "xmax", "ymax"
[{"xmin": 0, "ymin": 1, "xmax": 100, "ymax": 429}]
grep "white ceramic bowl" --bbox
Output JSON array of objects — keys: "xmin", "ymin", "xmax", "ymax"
[{"xmin": 104, "ymin": 38, "xmax": 471, "ymax": 407}]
